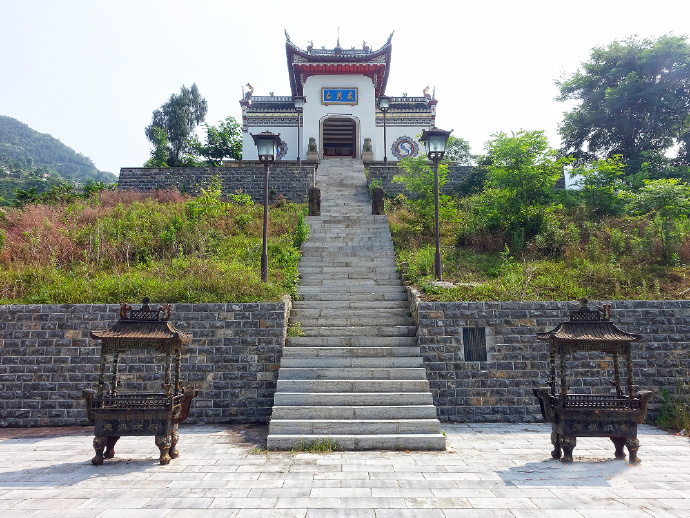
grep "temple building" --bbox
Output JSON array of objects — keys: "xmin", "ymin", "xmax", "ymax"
[{"xmin": 240, "ymin": 32, "xmax": 438, "ymax": 162}]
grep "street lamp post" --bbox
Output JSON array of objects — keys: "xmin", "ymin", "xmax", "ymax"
[
  {"xmin": 379, "ymin": 96, "xmax": 390, "ymax": 165},
  {"xmin": 420, "ymin": 127, "xmax": 453, "ymax": 281},
  {"xmin": 251, "ymin": 131, "xmax": 281, "ymax": 282},
  {"xmin": 293, "ymin": 95, "xmax": 306, "ymax": 165}
]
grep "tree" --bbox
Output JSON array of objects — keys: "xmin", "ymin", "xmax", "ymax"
[
  {"xmin": 485, "ymin": 130, "xmax": 568, "ymax": 206},
  {"xmin": 443, "ymin": 136, "xmax": 473, "ymax": 165},
  {"xmin": 393, "ymin": 155, "xmax": 453, "ymax": 233},
  {"xmin": 626, "ymin": 178, "xmax": 690, "ymax": 263},
  {"xmin": 462, "ymin": 130, "xmax": 570, "ymax": 250},
  {"xmin": 190, "ymin": 116, "xmax": 243, "ymax": 166},
  {"xmin": 145, "ymin": 84, "xmax": 208, "ymax": 167},
  {"xmin": 571, "ymin": 156, "xmax": 627, "ymax": 217},
  {"xmin": 557, "ymin": 35, "xmax": 690, "ymax": 174},
  {"xmin": 144, "ymin": 126, "xmax": 169, "ymax": 167}
]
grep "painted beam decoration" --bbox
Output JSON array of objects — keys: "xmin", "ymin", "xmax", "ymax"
[{"xmin": 322, "ymin": 87, "xmax": 358, "ymax": 105}]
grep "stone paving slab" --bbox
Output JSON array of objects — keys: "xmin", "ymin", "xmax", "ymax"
[{"xmin": 1, "ymin": 423, "xmax": 689, "ymax": 516}]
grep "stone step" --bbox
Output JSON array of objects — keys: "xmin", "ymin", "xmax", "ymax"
[
  {"xmin": 276, "ymin": 379, "xmax": 431, "ymax": 393},
  {"xmin": 289, "ymin": 316, "xmax": 412, "ymax": 327},
  {"xmin": 295, "ymin": 292, "xmax": 409, "ymax": 302},
  {"xmin": 298, "ymin": 277, "xmax": 403, "ymax": 286},
  {"xmin": 269, "ymin": 419, "xmax": 441, "ymax": 435},
  {"xmin": 297, "ymin": 262, "xmax": 399, "ymax": 269},
  {"xmin": 295, "ymin": 325, "xmax": 416, "ymax": 337},
  {"xmin": 290, "ymin": 308, "xmax": 410, "ymax": 319},
  {"xmin": 300, "ymin": 248, "xmax": 395, "ymax": 255},
  {"xmin": 291, "ymin": 300, "xmax": 409, "ymax": 310},
  {"xmin": 301, "ymin": 240, "xmax": 394, "ymax": 247},
  {"xmin": 298, "ymin": 251, "xmax": 397, "ymax": 258},
  {"xmin": 305, "ymin": 235, "xmax": 389, "ymax": 239},
  {"xmin": 266, "ymin": 433, "xmax": 446, "ymax": 451},
  {"xmin": 277, "ymin": 367, "xmax": 428, "ymax": 380},
  {"xmin": 279, "ymin": 357, "xmax": 422, "ymax": 368},
  {"xmin": 297, "ymin": 265, "xmax": 400, "ymax": 273},
  {"xmin": 274, "ymin": 392, "xmax": 432, "ymax": 406},
  {"xmin": 297, "ymin": 285, "xmax": 407, "ymax": 295},
  {"xmin": 270, "ymin": 405, "xmax": 439, "ymax": 420},
  {"xmin": 281, "ymin": 346, "xmax": 420, "ymax": 358},
  {"xmin": 285, "ymin": 336, "xmax": 418, "ymax": 347}
]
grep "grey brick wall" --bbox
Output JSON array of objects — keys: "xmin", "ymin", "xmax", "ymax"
[
  {"xmin": 2, "ymin": 298, "xmax": 687, "ymax": 428},
  {"xmin": 118, "ymin": 163, "xmax": 317, "ymax": 203},
  {"xmin": 0, "ymin": 301, "xmax": 290, "ymax": 427},
  {"xmin": 365, "ymin": 164, "xmax": 474, "ymax": 197},
  {"xmin": 414, "ymin": 298, "xmax": 690, "ymax": 423}
]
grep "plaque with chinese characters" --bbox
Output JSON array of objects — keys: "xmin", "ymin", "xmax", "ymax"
[{"xmin": 322, "ymin": 88, "xmax": 358, "ymax": 105}]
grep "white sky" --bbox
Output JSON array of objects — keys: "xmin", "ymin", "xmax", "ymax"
[{"xmin": 1, "ymin": 0, "xmax": 689, "ymax": 176}]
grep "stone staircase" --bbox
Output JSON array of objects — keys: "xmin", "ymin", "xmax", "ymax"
[{"xmin": 266, "ymin": 158, "xmax": 446, "ymax": 451}]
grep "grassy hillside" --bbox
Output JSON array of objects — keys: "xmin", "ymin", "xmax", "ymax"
[
  {"xmin": 0, "ymin": 115, "xmax": 116, "ymax": 185},
  {"xmin": 0, "ymin": 184, "xmax": 307, "ymax": 304},
  {"xmin": 389, "ymin": 200, "xmax": 690, "ymax": 301}
]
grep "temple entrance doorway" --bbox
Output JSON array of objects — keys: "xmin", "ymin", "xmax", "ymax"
[{"xmin": 321, "ymin": 117, "xmax": 357, "ymax": 158}]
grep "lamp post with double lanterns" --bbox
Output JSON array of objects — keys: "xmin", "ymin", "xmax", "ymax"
[
  {"xmin": 251, "ymin": 131, "xmax": 282, "ymax": 282},
  {"xmin": 293, "ymin": 95, "xmax": 306, "ymax": 165},
  {"xmin": 379, "ymin": 95, "xmax": 390, "ymax": 165},
  {"xmin": 420, "ymin": 127, "xmax": 453, "ymax": 281}
]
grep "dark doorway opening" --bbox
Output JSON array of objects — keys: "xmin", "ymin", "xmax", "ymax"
[{"xmin": 322, "ymin": 118, "xmax": 356, "ymax": 158}]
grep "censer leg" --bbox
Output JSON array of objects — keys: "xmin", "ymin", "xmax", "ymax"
[
  {"xmin": 611, "ymin": 437, "xmax": 626, "ymax": 459},
  {"xmin": 561, "ymin": 436, "xmax": 576, "ymax": 463},
  {"xmin": 155, "ymin": 434, "xmax": 172, "ymax": 465},
  {"xmin": 550, "ymin": 431, "xmax": 562, "ymax": 460},
  {"xmin": 169, "ymin": 427, "xmax": 180, "ymax": 459},
  {"xmin": 92, "ymin": 436, "xmax": 108, "ymax": 466},
  {"xmin": 104, "ymin": 436, "xmax": 120, "ymax": 459},
  {"xmin": 626, "ymin": 437, "xmax": 641, "ymax": 465}
]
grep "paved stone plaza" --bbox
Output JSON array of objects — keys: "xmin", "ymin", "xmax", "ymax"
[{"xmin": 1, "ymin": 423, "xmax": 689, "ymax": 517}]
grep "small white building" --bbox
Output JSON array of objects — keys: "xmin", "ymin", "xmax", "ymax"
[{"xmin": 240, "ymin": 32, "xmax": 438, "ymax": 162}]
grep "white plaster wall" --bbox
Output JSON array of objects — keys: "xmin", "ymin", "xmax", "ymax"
[
  {"xmin": 377, "ymin": 124, "xmax": 429, "ymax": 161},
  {"xmin": 302, "ymin": 75, "xmax": 376, "ymax": 158},
  {"xmin": 242, "ymin": 126, "xmax": 298, "ymax": 161}
]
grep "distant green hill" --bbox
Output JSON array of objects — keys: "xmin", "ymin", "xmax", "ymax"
[{"xmin": 0, "ymin": 115, "xmax": 116, "ymax": 185}]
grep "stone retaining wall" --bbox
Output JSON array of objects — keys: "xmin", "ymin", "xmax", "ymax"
[
  {"xmin": 118, "ymin": 163, "xmax": 317, "ymax": 203},
  {"xmin": 365, "ymin": 163, "xmax": 474, "ymax": 197},
  {"xmin": 1, "ymin": 298, "xmax": 687, "ymax": 427},
  {"xmin": 413, "ymin": 298, "xmax": 690, "ymax": 423},
  {"xmin": 0, "ymin": 301, "xmax": 290, "ymax": 427}
]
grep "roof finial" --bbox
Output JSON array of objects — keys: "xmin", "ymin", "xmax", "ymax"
[
  {"xmin": 387, "ymin": 31, "xmax": 395, "ymax": 44},
  {"xmin": 337, "ymin": 26, "xmax": 340, "ymax": 47},
  {"xmin": 284, "ymin": 29, "xmax": 291, "ymax": 43}
]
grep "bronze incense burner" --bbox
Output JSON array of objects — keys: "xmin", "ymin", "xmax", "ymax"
[
  {"xmin": 533, "ymin": 300, "xmax": 652, "ymax": 464},
  {"xmin": 82, "ymin": 298, "xmax": 197, "ymax": 465}
]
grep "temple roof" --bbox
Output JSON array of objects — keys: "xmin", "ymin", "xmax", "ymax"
[
  {"xmin": 90, "ymin": 320, "xmax": 191, "ymax": 344},
  {"xmin": 537, "ymin": 301, "xmax": 640, "ymax": 343},
  {"xmin": 90, "ymin": 300, "xmax": 192, "ymax": 346},
  {"xmin": 537, "ymin": 321, "xmax": 641, "ymax": 343},
  {"xmin": 285, "ymin": 31, "xmax": 394, "ymax": 97}
]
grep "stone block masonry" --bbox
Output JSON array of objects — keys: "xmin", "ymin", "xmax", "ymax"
[
  {"xmin": 2, "ymin": 298, "xmax": 688, "ymax": 427},
  {"xmin": 414, "ymin": 299, "xmax": 690, "ymax": 423},
  {"xmin": 118, "ymin": 162, "xmax": 317, "ymax": 203},
  {"xmin": 365, "ymin": 163, "xmax": 474, "ymax": 198},
  {"xmin": 0, "ymin": 301, "xmax": 290, "ymax": 427}
]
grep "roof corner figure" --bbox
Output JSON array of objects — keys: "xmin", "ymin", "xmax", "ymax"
[{"xmin": 243, "ymin": 83, "xmax": 254, "ymax": 100}]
